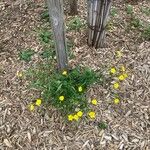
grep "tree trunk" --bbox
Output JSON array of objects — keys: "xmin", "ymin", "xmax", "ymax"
[
  {"xmin": 47, "ymin": 0, "xmax": 68, "ymax": 70},
  {"xmin": 69, "ymin": 0, "xmax": 78, "ymax": 15},
  {"xmin": 87, "ymin": 0, "xmax": 112, "ymax": 48}
]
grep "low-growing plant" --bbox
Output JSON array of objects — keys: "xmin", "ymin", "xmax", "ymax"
[
  {"xmin": 67, "ymin": 17, "xmax": 85, "ymax": 31},
  {"xmin": 19, "ymin": 49, "xmax": 35, "ymax": 62},
  {"xmin": 111, "ymin": 7, "xmax": 117, "ymax": 17},
  {"xmin": 130, "ymin": 17, "xmax": 142, "ymax": 28},
  {"xmin": 142, "ymin": 25, "xmax": 150, "ymax": 40},
  {"xmin": 27, "ymin": 65, "xmax": 103, "ymax": 119},
  {"xmin": 41, "ymin": 10, "xmax": 49, "ymax": 22},
  {"xmin": 126, "ymin": 4, "xmax": 133, "ymax": 15},
  {"xmin": 39, "ymin": 30, "xmax": 53, "ymax": 44},
  {"xmin": 141, "ymin": 7, "xmax": 150, "ymax": 16},
  {"xmin": 40, "ymin": 48, "xmax": 55, "ymax": 59},
  {"xmin": 98, "ymin": 122, "xmax": 108, "ymax": 130}
]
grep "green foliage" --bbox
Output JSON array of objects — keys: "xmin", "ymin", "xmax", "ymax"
[
  {"xmin": 67, "ymin": 39, "xmax": 75, "ymax": 59},
  {"xmin": 27, "ymin": 66, "xmax": 103, "ymax": 115},
  {"xmin": 98, "ymin": 122, "xmax": 108, "ymax": 130},
  {"xmin": 111, "ymin": 7, "xmax": 117, "ymax": 17},
  {"xmin": 141, "ymin": 7, "xmax": 150, "ymax": 16},
  {"xmin": 67, "ymin": 17, "xmax": 85, "ymax": 31},
  {"xmin": 19, "ymin": 49, "xmax": 34, "ymax": 62},
  {"xmin": 39, "ymin": 30, "xmax": 53, "ymax": 44},
  {"xmin": 41, "ymin": 10, "xmax": 49, "ymax": 22},
  {"xmin": 126, "ymin": 5, "xmax": 133, "ymax": 15},
  {"xmin": 142, "ymin": 25, "xmax": 150, "ymax": 40},
  {"xmin": 130, "ymin": 17, "xmax": 143, "ymax": 28},
  {"xmin": 40, "ymin": 48, "xmax": 55, "ymax": 59}
]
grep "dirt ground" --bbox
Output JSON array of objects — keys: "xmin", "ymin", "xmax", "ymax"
[{"xmin": 0, "ymin": 0, "xmax": 150, "ymax": 150}]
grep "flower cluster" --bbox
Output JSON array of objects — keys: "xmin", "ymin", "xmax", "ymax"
[
  {"xmin": 67, "ymin": 98, "xmax": 98, "ymax": 121},
  {"xmin": 27, "ymin": 66, "xmax": 102, "ymax": 122},
  {"xmin": 110, "ymin": 51, "xmax": 129, "ymax": 104},
  {"xmin": 29, "ymin": 99, "xmax": 42, "ymax": 111},
  {"xmin": 110, "ymin": 65, "xmax": 128, "ymax": 104}
]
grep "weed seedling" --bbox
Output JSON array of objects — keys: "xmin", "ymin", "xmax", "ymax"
[
  {"xmin": 67, "ymin": 17, "xmax": 85, "ymax": 31},
  {"xmin": 126, "ymin": 5, "xmax": 133, "ymax": 15},
  {"xmin": 19, "ymin": 49, "xmax": 34, "ymax": 62},
  {"xmin": 142, "ymin": 25, "xmax": 150, "ymax": 40},
  {"xmin": 111, "ymin": 7, "xmax": 117, "ymax": 17},
  {"xmin": 98, "ymin": 122, "xmax": 108, "ymax": 130}
]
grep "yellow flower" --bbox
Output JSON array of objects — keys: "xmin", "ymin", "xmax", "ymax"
[
  {"xmin": 59, "ymin": 96, "xmax": 64, "ymax": 101},
  {"xmin": 116, "ymin": 50, "xmax": 123, "ymax": 58},
  {"xmin": 73, "ymin": 114, "xmax": 79, "ymax": 121},
  {"xmin": 114, "ymin": 98, "xmax": 120, "ymax": 104},
  {"xmin": 35, "ymin": 99, "xmax": 42, "ymax": 106},
  {"xmin": 91, "ymin": 99, "xmax": 97, "ymax": 105},
  {"xmin": 118, "ymin": 75, "xmax": 125, "ymax": 81},
  {"xmin": 113, "ymin": 82, "xmax": 119, "ymax": 89},
  {"xmin": 16, "ymin": 71, "xmax": 23, "ymax": 77},
  {"xmin": 88, "ymin": 111, "xmax": 96, "ymax": 119},
  {"xmin": 78, "ymin": 86, "xmax": 83, "ymax": 92},
  {"xmin": 121, "ymin": 66, "xmax": 125, "ymax": 72},
  {"xmin": 62, "ymin": 70, "xmax": 67, "ymax": 76},
  {"xmin": 110, "ymin": 67, "xmax": 116, "ymax": 74},
  {"xmin": 77, "ymin": 111, "xmax": 83, "ymax": 117},
  {"xmin": 68, "ymin": 114, "xmax": 74, "ymax": 121},
  {"xmin": 29, "ymin": 104, "xmax": 34, "ymax": 111},
  {"xmin": 123, "ymin": 73, "xmax": 128, "ymax": 78}
]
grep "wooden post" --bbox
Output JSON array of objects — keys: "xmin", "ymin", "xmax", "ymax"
[
  {"xmin": 47, "ymin": 0, "xmax": 68, "ymax": 70},
  {"xmin": 69, "ymin": 0, "xmax": 78, "ymax": 16},
  {"xmin": 87, "ymin": 0, "xmax": 112, "ymax": 48}
]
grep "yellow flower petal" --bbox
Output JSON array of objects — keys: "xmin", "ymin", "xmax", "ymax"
[
  {"xmin": 35, "ymin": 99, "xmax": 42, "ymax": 106},
  {"xmin": 29, "ymin": 104, "xmax": 34, "ymax": 111},
  {"xmin": 73, "ymin": 114, "xmax": 79, "ymax": 121},
  {"xmin": 123, "ymin": 73, "xmax": 128, "ymax": 78},
  {"xmin": 110, "ymin": 68, "xmax": 116, "ymax": 74},
  {"xmin": 91, "ymin": 99, "xmax": 97, "ymax": 105},
  {"xmin": 113, "ymin": 82, "xmax": 119, "ymax": 89},
  {"xmin": 62, "ymin": 71, "xmax": 67, "ymax": 76},
  {"xmin": 16, "ymin": 71, "xmax": 23, "ymax": 77},
  {"xmin": 114, "ymin": 98, "xmax": 120, "ymax": 104},
  {"xmin": 116, "ymin": 50, "xmax": 123, "ymax": 58},
  {"xmin": 78, "ymin": 86, "xmax": 83, "ymax": 92},
  {"xmin": 59, "ymin": 96, "xmax": 65, "ymax": 101},
  {"xmin": 88, "ymin": 111, "xmax": 96, "ymax": 119},
  {"xmin": 121, "ymin": 66, "xmax": 125, "ymax": 72},
  {"xmin": 68, "ymin": 114, "xmax": 74, "ymax": 121},
  {"xmin": 77, "ymin": 111, "xmax": 83, "ymax": 117},
  {"xmin": 118, "ymin": 75, "xmax": 125, "ymax": 81}
]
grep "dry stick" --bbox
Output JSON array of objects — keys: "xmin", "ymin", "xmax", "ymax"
[{"xmin": 47, "ymin": 0, "xmax": 68, "ymax": 70}]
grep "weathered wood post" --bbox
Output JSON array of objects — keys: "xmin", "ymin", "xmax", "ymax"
[
  {"xmin": 87, "ymin": 0, "xmax": 112, "ymax": 48},
  {"xmin": 69, "ymin": 0, "xmax": 78, "ymax": 15},
  {"xmin": 47, "ymin": 0, "xmax": 68, "ymax": 70}
]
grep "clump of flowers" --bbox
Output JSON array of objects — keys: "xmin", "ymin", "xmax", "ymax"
[
  {"xmin": 113, "ymin": 82, "xmax": 120, "ymax": 89},
  {"xmin": 28, "ymin": 98, "xmax": 42, "ymax": 111},
  {"xmin": 88, "ymin": 111, "xmax": 96, "ymax": 119},
  {"xmin": 28, "ymin": 66, "xmax": 103, "ymax": 121},
  {"xmin": 109, "ymin": 50, "xmax": 129, "ymax": 105}
]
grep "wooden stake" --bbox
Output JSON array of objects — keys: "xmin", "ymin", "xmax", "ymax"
[
  {"xmin": 87, "ymin": 0, "xmax": 112, "ymax": 48},
  {"xmin": 47, "ymin": 0, "xmax": 68, "ymax": 70}
]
